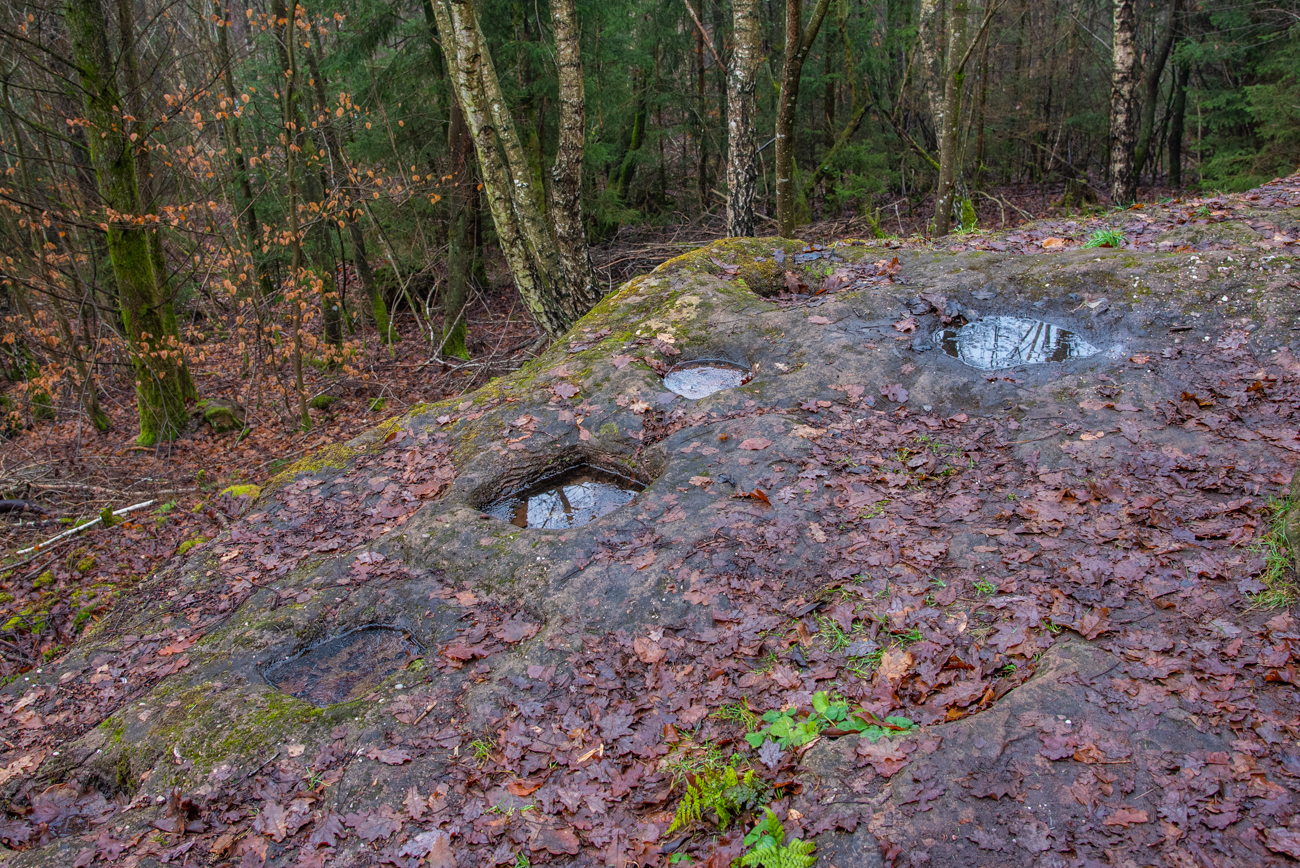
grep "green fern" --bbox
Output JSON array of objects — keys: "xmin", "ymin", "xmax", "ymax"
[
  {"xmin": 667, "ymin": 765, "xmax": 768, "ymax": 835},
  {"xmin": 739, "ymin": 810, "xmax": 817, "ymax": 868}
]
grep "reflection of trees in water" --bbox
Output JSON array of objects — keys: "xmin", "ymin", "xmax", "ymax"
[
  {"xmin": 521, "ymin": 481, "xmax": 637, "ymax": 528},
  {"xmin": 939, "ymin": 317, "xmax": 1098, "ymax": 370}
]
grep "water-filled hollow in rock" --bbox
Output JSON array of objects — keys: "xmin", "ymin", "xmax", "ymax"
[
  {"xmin": 264, "ymin": 626, "xmax": 421, "ymax": 706},
  {"xmin": 935, "ymin": 316, "xmax": 1099, "ymax": 370},
  {"xmin": 485, "ymin": 465, "xmax": 645, "ymax": 529},
  {"xmin": 662, "ymin": 359, "xmax": 751, "ymax": 399}
]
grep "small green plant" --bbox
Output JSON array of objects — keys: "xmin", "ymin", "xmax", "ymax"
[
  {"xmin": 740, "ymin": 810, "xmax": 816, "ymax": 868},
  {"xmin": 1248, "ymin": 494, "xmax": 1298, "ymax": 608},
  {"xmin": 469, "ymin": 739, "xmax": 495, "ymax": 763},
  {"xmin": 1195, "ymin": 204, "xmax": 1211, "ymax": 218},
  {"xmin": 514, "ymin": 854, "xmax": 531, "ymax": 868},
  {"xmin": 814, "ymin": 615, "xmax": 851, "ymax": 652},
  {"xmin": 714, "ymin": 702, "xmax": 760, "ymax": 731},
  {"xmin": 663, "ymin": 739, "xmax": 726, "ymax": 784},
  {"xmin": 1082, "ymin": 228, "xmax": 1126, "ymax": 249},
  {"xmin": 891, "ymin": 627, "xmax": 923, "ymax": 647},
  {"xmin": 667, "ymin": 764, "xmax": 770, "ymax": 835},
  {"xmin": 668, "ymin": 854, "xmax": 692, "ymax": 866},
  {"xmin": 973, "ymin": 578, "xmax": 997, "ymax": 596},
  {"xmin": 745, "ymin": 692, "xmax": 916, "ymax": 748}
]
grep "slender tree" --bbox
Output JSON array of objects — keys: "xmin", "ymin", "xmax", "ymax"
[
  {"xmin": 430, "ymin": 0, "xmax": 598, "ymax": 338},
  {"xmin": 1110, "ymin": 0, "xmax": 1139, "ymax": 203},
  {"xmin": 726, "ymin": 0, "xmax": 761, "ymax": 237},
  {"xmin": 775, "ymin": 0, "xmax": 832, "ymax": 238}
]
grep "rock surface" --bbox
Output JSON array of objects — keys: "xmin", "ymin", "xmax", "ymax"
[{"xmin": 3, "ymin": 176, "xmax": 1299, "ymax": 867}]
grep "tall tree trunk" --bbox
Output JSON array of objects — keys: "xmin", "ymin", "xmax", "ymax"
[
  {"xmin": 1168, "ymin": 62, "xmax": 1188, "ymax": 187},
  {"xmin": 430, "ymin": 0, "xmax": 597, "ymax": 337},
  {"xmin": 695, "ymin": 0, "xmax": 709, "ymax": 213},
  {"xmin": 726, "ymin": 0, "xmax": 761, "ymax": 237},
  {"xmin": 116, "ymin": 0, "xmax": 197, "ymax": 402},
  {"xmin": 929, "ymin": 0, "xmax": 970, "ymax": 236},
  {"xmin": 548, "ymin": 0, "xmax": 600, "ymax": 310},
  {"xmin": 1134, "ymin": 0, "xmax": 1179, "ymax": 183},
  {"xmin": 444, "ymin": 99, "xmax": 473, "ymax": 360},
  {"xmin": 775, "ymin": 0, "xmax": 832, "ymax": 238},
  {"xmin": 1109, "ymin": 0, "xmax": 1139, "ymax": 204},
  {"xmin": 974, "ymin": 34, "xmax": 991, "ymax": 189},
  {"xmin": 65, "ymin": 0, "xmax": 191, "ymax": 445},
  {"xmin": 613, "ymin": 70, "xmax": 648, "ymax": 203}
]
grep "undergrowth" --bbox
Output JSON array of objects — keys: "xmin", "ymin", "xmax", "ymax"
[
  {"xmin": 667, "ymin": 764, "xmax": 770, "ymax": 835},
  {"xmin": 739, "ymin": 810, "xmax": 817, "ymax": 868},
  {"xmin": 1249, "ymin": 493, "xmax": 1298, "ymax": 608}
]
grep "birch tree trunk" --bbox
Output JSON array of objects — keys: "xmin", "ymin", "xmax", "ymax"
[
  {"xmin": 775, "ymin": 0, "xmax": 832, "ymax": 238},
  {"xmin": 1110, "ymin": 0, "xmax": 1139, "ymax": 204},
  {"xmin": 430, "ymin": 0, "xmax": 597, "ymax": 338},
  {"xmin": 548, "ymin": 0, "xmax": 600, "ymax": 311},
  {"xmin": 65, "ymin": 0, "xmax": 191, "ymax": 445},
  {"xmin": 930, "ymin": 0, "xmax": 970, "ymax": 237},
  {"xmin": 726, "ymin": 0, "xmax": 761, "ymax": 237}
]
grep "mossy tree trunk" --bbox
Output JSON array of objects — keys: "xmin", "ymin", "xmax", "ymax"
[
  {"xmin": 66, "ymin": 0, "xmax": 190, "ymax": 445},
  {"xmin": 443, "ymin": 98, "xmax": 473, "ymax": 360}
]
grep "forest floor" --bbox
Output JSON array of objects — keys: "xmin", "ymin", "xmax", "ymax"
[{"xmin": 2, "ymin": 176, "xmax": 1300, "ymax": 868}]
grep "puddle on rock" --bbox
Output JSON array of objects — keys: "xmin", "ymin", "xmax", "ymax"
[
  {"xmin": 662, "ymin": 360, "xmax": 751, "ymax": 399},
  {"xmin": 935, "ymin": 316, "xmax": 1099, "ymax": 370},
  {"xmin": 265, "ymin": 626, "xmax": 420, "ymax": 706},
  {"xmin": 486, "ymin": 466, "xmax": 644, "ymax": 529}
]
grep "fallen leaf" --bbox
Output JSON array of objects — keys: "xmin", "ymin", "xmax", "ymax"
[
  {"xmin": 881, "ymin": 384, "xmax": 909, "ymax": 404},
  {"xmin": 506, "ymin": 779, "xmax": 543, "ymax": 797},
  {"xmin": 808, "ymin": 315, "xmax": 831, "ymax": 325},
  {"xmin": 1102, "ymin": 806, "xmax": 1149, "ymax": 827},
  {"xmin": 633, "ymin": 634, "xmax": 666, "ymax": 664},
  {"xmin": 1041, "ymin": 237, "xmax": 1067, "ymax": 248},
  {"xmin": 857, "ymin": 740, "xmax": 909, "ymax": 777},
  {"xmin": 739, "ymin": 437, "xmax": 772, "ymax": 450}
]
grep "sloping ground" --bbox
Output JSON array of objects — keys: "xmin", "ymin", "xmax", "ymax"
[{"xmin": 2, "ymin": 175, "xmax": 1299, "ymax": 868}]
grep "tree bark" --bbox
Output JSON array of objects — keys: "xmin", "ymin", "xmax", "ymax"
[
  {"xmin": 1109, "ymin": 0, "xmax": 1139, "ymax": 204},
  {"xmin": 444, "ymin": 98, "xmax": 473, "ymax": 360},
  {"xmin": 548, "ymin": 0, "xmax": 601, "ymax": 312},
  {"xmin": 930, "ymin": 0, "xmax": 971, "ymax": 237},
  {"xmin": 1134, "ymin": 0, "xmax": 1179, "ymax": 183},
  {"xmin": 430, "ymin": 0, "xmax": 597, "ymax": 338},
  {"xmin": 65, "ymin": 0, "xmax": 191, "ymax": 445},
  {"xmin": 726, "ymin": 0, "xmax": 761, "ymax": 237},
  {"xmin": 1168, "ymin": 62, "xmax": 1188, "ymax": 187},
  {"xmin": 775, "ymin": 0, "xmax": 832, "ymax": 238}
]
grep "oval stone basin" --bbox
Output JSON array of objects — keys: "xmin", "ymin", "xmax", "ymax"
[
  {"xmin": 486, "ymin": 465, "xmax": 644, "ymax": 529},
  {"xmin": 663, "ymin": 360, "xmax": 751, "ymax": 399},
  {"xmin": 935, "ymin": 316, "xmax": 1099, "ymax": 370},
  {"xmin": 264, "ymin": 626, "xmax": 420, "ymax": 706}
]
